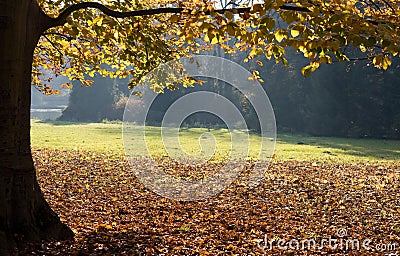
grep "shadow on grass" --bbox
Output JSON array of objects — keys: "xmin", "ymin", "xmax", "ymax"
[
  {"xmin": 32, "ymin": 120, "xmax": 400, "ymax": 161},
  {"xmin": 35, "ymin": 120, "xmax": 123, "ymax": 126},
  {"xmin": 277, "ymin": 133, "xmax": 400, "ymax": 161},
  {"xmin": 35, "ymin": 120, "xmax": 92, "ymax": 126}
]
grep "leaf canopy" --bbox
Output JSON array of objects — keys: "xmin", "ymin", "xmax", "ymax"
[{"xmin": 33, "ymin": 0, "xmax": 400, "ymax": 93}]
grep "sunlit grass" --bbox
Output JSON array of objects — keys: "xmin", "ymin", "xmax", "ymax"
[{"xmin": 31, "ymin": 119, "xmax": 400, "ymax": 164}]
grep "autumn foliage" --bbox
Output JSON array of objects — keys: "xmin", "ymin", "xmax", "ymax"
[
  {"xmin": 15, "ymin": 149, "xmax": 399, "ymax": 255},
  {"xmin": 33, "ymin": 0, "xmax": 400, "ymax": 93}
]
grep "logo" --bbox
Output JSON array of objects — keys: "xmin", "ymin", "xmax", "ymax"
[{"xmin": 123, "ymin": 55, "xmax": 276, "ymax": 201}]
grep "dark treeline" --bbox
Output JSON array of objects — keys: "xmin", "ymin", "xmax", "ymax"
[
  {"xmin": 143, "ymin": 77, "xmax": 249, "ymax": 129},
  {"xmin": 59, "ymin": 75, "xmax": 130, "ymax": 122},
  {"xmin": 265, "ymin": 52, "xmax": 400, "ymax": 139},
  {"xmin": 59, "ymin": 53, "xmax": 400, "ymax": 139}
]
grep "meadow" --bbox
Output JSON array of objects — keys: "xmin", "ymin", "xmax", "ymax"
[{"xmin": 31, "ymin": 119, "xmax": 400, "ymax": 164}]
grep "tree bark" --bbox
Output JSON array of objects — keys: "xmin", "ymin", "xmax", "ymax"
[{"xmin": 0, "ymin": 0, "xmax": 73, "ymax": 254}]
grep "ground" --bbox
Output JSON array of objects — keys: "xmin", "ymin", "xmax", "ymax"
[{"xmin": 17, "ymin": 120, "xmax": 400, "ymax": 255}]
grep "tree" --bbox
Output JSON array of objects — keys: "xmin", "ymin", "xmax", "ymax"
[
  {"xmin": 0, "ymin": 0, "xmax": 399, "ymax": 253},
  {"xmin": 59, "ymin": 75, "xmax": 129, "ymax": 122}
]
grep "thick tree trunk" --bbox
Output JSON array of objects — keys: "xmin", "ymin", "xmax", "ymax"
[{"xmin": 0, "ymin": 0, "xmax": 74, "ymax": 254}]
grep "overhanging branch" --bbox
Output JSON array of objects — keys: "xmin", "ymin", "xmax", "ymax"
[
  {"xmin": 49, "ymin": 2, "xmax": 250, "ymax": 28},
  {"xmin": 51, "ymin": 3, "xmax": 184, "ymax": 28},
  {"xmin": 279, "ymin": 5, "xmax": 311, "ymax": 12},
  {"xmin": 43, "ymin": 35, "xmax": 64, "ymax": 64},
  {"xmin": 48, "ymin": 2, "xmax": 311, "ymax": 29}
]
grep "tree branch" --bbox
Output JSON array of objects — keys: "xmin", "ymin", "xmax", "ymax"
[
  {"xmin": 50, "ymin": 4, "xmax": 183, "ymax": 28},
  {"xmin": 49, "ymin": 2, "xmax": 250, "ymax": 28},
  {"xmin": 43, "ymin": 32, "xmax": 74, "ymax": 41},
  {"xmin": 279, "ymin": 5, "xmax": 311, "ymax": 12},
  {"xmin": 367, "ymin": 0, "xmax": 384, "ymax": 13},
  {"xmin": 381, "ymin": 0, "xmax": 396, "ymax": 14},
  {"xmin": 48, "ymin": 2, "xmax": 311, "ymax": 29},
  {"xmin": 43, "ymin": 35, "xmax": 64, "ymax": 64}
]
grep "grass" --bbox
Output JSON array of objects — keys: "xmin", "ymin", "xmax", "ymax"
[{"xmin": 31, "ymin": 119, "xmax": 400, "ymax": 164}]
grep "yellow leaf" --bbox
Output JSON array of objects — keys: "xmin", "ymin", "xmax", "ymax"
[
  {"xmin": 382, "ymin": 55, "xmax": 392, "ymax": 70},
  {"xmin": 225, "ymin": 11, "xmax": 233, "ymax": 20},
  {"xmin": 61, "ymin": 83, "xmax": 73, "ymax": 89},
  {"xmin": 226, "ymin": 24, "xmax": 235, "ymax": 36},
  {"xmin": 276, "ymin": 0, "xmax": 284, "ymax": 7},
  {"xmin": 282, "ymin": 57, "xmax": 289, "ymax": 67},
  {"xmin": 301, "ymin": 65, "xmax": 313, "ymax": 77},
  {"xmin": 169, "ymin": 14, "xmax": 179, "ymax": 23},
  {"xmin": 291, "ymin": 28, "xmax": 300, "ymax": 38},
  {"xmin": 319, "ymin": 56, "xmax": 332, "ymax": 64},
  {"xmin": 373, "ymin": 54, "xmax": 383, "ymax": 67},
  {"xmin": 251, "ymin": 4, "xmax": 263, "ymax": 13},
  {"xmin": 275, "ymin": 30, "xmax": 287, "ymax": 43},
  {"xmin": 260, "ymin": 17, "xmax": 275, "ymax": 30},
  {"xmin": 211, "ymin": 36, "xmax": 219, "ymax": 44}
]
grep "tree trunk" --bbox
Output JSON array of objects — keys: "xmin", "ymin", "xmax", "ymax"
[{"xmin": 0, "ymin": 0, "xmax": 74, "ymax": 254}]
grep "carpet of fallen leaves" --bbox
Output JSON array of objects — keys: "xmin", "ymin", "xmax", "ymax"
[{"xmin": 18, "ymin": 149, "xmax": 399, "ymax": 255}]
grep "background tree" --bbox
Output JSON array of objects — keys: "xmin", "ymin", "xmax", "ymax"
[
  {"xmin": 59, "ymin": 75, "xmax": 129, "ymax": 122},
  {"xmin": 262, "ymin": 54, "xmax": 400, "ymax": 139},
  {"xmin": 57, "ymin": 49, "xmax": 400, "ymax": 139},
  {"xmin": 1, "ymin": 0, "xmax": 399, "ymax": 253}
]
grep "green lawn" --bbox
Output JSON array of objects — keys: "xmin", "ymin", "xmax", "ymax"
[{"xmin": 31, "ymin": 119, "xmax": 400, "ymax": 164}]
